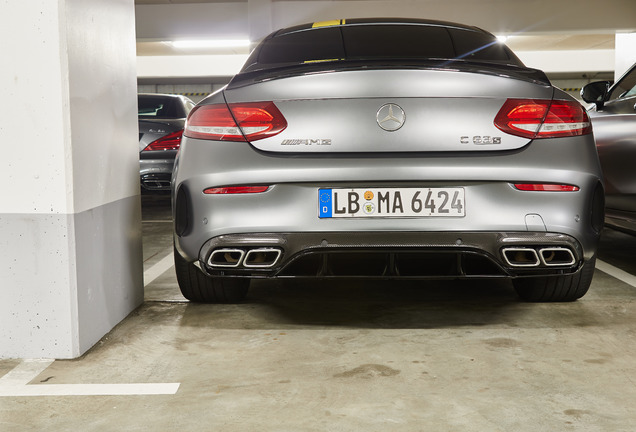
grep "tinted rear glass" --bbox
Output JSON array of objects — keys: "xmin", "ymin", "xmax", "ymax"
[
  {"xmin": 247, "ymin": 24, "xmax": 517, "ymax": 71},
  {"xmin": 343, "ymin": 25, "xmax": 454, "ymax": 59},
  {"xmin": 257, "ymin": 28, "xmax": 344, "ymax": 64},
  {"xmin": 450, "ymin": 29, "xmax": 512, "ymax": 62},
  {"xmin": 138, "ymin": 96, "xmax": 184, "ymax": 119}
]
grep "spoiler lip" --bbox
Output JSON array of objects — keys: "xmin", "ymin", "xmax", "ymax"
[{"xmin": 227, "ymin": 59, "xmax": 550, "ymax": 90}]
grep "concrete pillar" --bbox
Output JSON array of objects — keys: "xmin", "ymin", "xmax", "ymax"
[
  {"xmin": 615, "ymin": 32, "xmax": 636, "ymax": 80},
  {"xmin": 0, "ymin": 0, "xmax": 143, "ymax": 359}
]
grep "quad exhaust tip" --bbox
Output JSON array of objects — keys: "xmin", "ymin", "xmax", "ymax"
[
  {"xmin": 208, "ymin": 247, "xmax": 282, "ymax": 269},
  {"xmin": 244, "ymin": 248, "xmax": 282, "ymax": 268},
  {"xmin": 539, "ymin": 247, "xmax": 576, "ymax": 266},
  {"xmin": 502, "ymin": 247, "xmax": 576, "ymax": 268},
  {"xmin": 502, "ymin": 248, "xmax": 540, "ymax": 267},
  {"xmin": 208, "ymin": 248, "xmax": 245, "ymax": 268}
]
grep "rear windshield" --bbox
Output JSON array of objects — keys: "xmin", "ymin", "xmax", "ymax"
[
  {"xmin": 138, "ymin": 96, "xmax": 186, "ymax": 119},
  {"xmin": 244, "ymin": 24, "xmax": 520, "ymax": 72}
]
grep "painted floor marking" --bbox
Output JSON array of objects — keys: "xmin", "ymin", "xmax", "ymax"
[
  {"xmin": 596, "ymin": 259, "xmax": 636, "ymax": 289},
  {"xmin": 144, "ymin": 251, "xmax": 175, "ymax": 287},
  {"xmin": 0, "ymin": 359, "xmax": 53, "ymax": 386},
  {"xmin": 0, "ymin": 359, "xmax": 180, "ymax": 397}
]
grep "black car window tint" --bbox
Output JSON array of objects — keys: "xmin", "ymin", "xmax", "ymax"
[
  {"xmin": 449, "ymin": 28, "xmax": 513, "ymax": 63},
  {"xmin": 138, "ymin": 98, "xmax": 164, "ymax": 116},
  {"xmin": 257, "ymin": 28, "xmax": 345, "ymax": 64},
  {"xmin": 139, "ymin": 98, "xmax": 181, "ymax": 118},
  {"xmin": 341, "ymin": 25, "xmax": 454, "ymax": 59},
  {"xmin": 251, "ymin": 24, "xmax": 519, "ymax": 71}
]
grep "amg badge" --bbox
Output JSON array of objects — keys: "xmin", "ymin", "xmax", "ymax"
[{"xmin": 281, "ymin": 139, "xmax": 332, "ymax": 146}]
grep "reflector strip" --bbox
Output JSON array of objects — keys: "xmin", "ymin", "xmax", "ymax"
[
  {"xmin": 514, "ymin": 184, "xmax": 580, "ymax": 192},
  {"xmin": 204, "ymin": 186, "xmax": 270, "ymax": 194}
]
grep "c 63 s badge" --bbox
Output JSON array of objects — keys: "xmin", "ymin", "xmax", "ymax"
[
  {"xmin": 460, "ymin": 136, "xmax": 502, "ymax": 145},
  {"xmin": 281, "ymin": 139, "xmax": 332, "ymax": 146}
]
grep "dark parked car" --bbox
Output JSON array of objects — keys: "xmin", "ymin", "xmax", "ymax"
[
  {"xmin": 173, "ymin": 18, "xmax": 604, "ymax": 303},
  {"xmin": 582, "ymin": 63, "xmax": 636, "ymax": 234},
  {"xmin": 138, "ymin": 93, "xmax": 194, "ymax": 191}
]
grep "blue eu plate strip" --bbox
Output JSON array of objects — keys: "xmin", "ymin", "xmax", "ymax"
[{"xmin": 319, "ymin": 189, "xmax": 332, "ymax": 218}]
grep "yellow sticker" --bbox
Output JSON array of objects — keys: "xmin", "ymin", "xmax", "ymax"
[
  {"xmin": 303, "ymin": 58, "xmax": 342, "ymax": 64},
  {"xmin": 364, "ymin": 191, "xmax": 374, "ymax": 201},
  {"xmin": 312, "ymin": 19, "xmax": 345, "ymax": 28}
]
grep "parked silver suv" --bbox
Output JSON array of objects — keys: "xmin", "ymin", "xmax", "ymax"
[{"xmin": 173, "ymin": 19, "xmax": 604, "ymax": 303}]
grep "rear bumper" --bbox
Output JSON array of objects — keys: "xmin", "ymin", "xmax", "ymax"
[
  {"xmin": 173, "ymin": 136, "xmax": 604, "ymax": 269},
  {"xmin": 140, "ymin": 158, "xmax": 175, "ymax": 190},
  {"xmin": 188, "ymin": 231, "xmax": 585, "ymax": 280}
]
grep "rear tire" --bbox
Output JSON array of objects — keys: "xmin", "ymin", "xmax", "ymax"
[
  {"xmin": 174, "ymin": 246, "xmax": 249, "ymax": 303},
  {"xmin": 513, "ymin": 256, "xmax": 596, "ymax": 302}
]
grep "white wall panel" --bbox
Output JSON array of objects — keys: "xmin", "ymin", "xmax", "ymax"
[
  {"xmin": 0, "ymin": 0, "xmax": 72, "ymax": 215},
  {"xmin": 136, "ymin": 2, "xmax": 249, "ymax": 39},
  {"xmin": 517, "ymin": 49, "xmax": 615, "ymax": 74},
  {"xmin": 615, "ymin": 33, "xmax": 636, "ymax": 80},
  {"xmin": 67, "ymin": 0, "xmax": 140, "ymax": 214},
  {"xmin": 137, "ymin": 54, "xmax": 249, "ymax": 78}
]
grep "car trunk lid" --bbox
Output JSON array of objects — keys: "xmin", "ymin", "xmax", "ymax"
[{"xmin": 222, "ymin": 68, "xmax": 554, "ymax": 153}]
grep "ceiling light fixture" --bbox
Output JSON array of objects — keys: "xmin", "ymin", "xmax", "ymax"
[{"xmin": 169, "ymin": 39, "xmax": 251, "ymax": 49}]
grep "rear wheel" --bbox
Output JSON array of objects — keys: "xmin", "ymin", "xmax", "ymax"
[
  {"xmin": 174, "ymin": 246, "xmax": 249, "ymax": 303},
  {"xmin": 513, "ymin": 256, "xmax": 596, "ymax": 302}
]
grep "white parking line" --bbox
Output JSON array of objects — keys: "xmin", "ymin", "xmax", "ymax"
[
  {"xmin": 596, "ymin": 259, "xmax": 636, "ymax": 289},
  {"xmin": 144, "ymin": 251, "xmax": 175, "ymax": 287},
  {"xmin": 0, "ymin": 359, "xmax": 180, "ymax": 397},
  {"xmin": 0, "ymin": 383, "xmax": 180, "ymax": 397},
  {"xmin": 0, "ymin": 359, "xmax": 53, "ymax": 386}
]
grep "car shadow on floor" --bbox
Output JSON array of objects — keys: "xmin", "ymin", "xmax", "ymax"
[{"xmin": 174, "ymin": 277, "xmax": 605, "ymax": 330}]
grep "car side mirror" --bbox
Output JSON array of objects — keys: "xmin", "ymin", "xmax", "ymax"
[{"xmin": 581, "ymin": 81, "xmax": 611, "ymax": 110}]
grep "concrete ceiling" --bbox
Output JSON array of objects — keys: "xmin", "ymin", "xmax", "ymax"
[
  {"xmin": 134, "ymin": 0, "xmax": 636, "ymax": 82},
  {"xmin": 134, "ymin": 0, "xmax": 633, "ymax": 55}
]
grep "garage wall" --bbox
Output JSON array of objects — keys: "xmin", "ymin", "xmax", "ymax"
[{"xmin": 0, "ymin": 0, "xmax": 143, "ymax": 359}]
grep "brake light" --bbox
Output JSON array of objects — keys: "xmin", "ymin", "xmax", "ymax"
[
  {"xmin": 143, "ymin": 129, "xmax": 183, "ymax": 151},
  {"xmin": 203, "ymin": 186, "xmax": 270, "ymax": 194},
  {"xmin": 185, "ymin": 102, "xmax": 287, "ymax": 141},
  {"xmin": 494, "ymin": 99, "xmax": 591, "ymax": 139},
  {"xmin": 514, "ymin": 183, "xmax": 580, "ymax": 192}
]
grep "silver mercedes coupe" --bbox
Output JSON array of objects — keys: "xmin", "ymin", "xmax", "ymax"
[{"xmin": 172, "ymin": 18, "xmax": 604, "ymax": 303}]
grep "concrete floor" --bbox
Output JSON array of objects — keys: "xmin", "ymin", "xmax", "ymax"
[{"xmin": 2, "ymin": 194, "xmax": 636, "ymax": 431}]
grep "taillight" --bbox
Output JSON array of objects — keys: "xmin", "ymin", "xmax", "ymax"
[
  {"xmin": 185, "ymin": 102, "xmax": 287, "ymax": 142},
  {"xmin": 494, "ymin": 99, "xmax": 591, "ymax": 139},
  {"xmin": 143, "ymin": 129, "xmax": 183, "ymax": 151},
  {"xmin": 203, "ymin": 186, "xmax": 270, "ymax": 194},
  {"xmin": 514, "ymin": 183, "xmax": 580, "ymax": 192}
]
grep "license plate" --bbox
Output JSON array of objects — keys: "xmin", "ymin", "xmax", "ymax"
[{"xmin": 318, "ymin": 188, "xmax": 465, "ymax": 218}]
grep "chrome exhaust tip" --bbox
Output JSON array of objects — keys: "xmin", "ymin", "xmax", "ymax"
[
  {"xmin": 244, "ymin": 248, "xmax": 282, "ymax": 268},
  {"xmin": 208, "ymin": 248, "xmax": 245, "ymax": 268},
  {"xmin": 539, "ymin": 247, "xmax": 576, "ymax": 266},
  {"xmin": 502, "ymin": 247, "xmax": 540, "ymax": 267}
]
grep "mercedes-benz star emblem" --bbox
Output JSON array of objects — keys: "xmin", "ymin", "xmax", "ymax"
[{"xmin": 376, "ymin": 103, "xmax": 406, "ymax": 132}]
